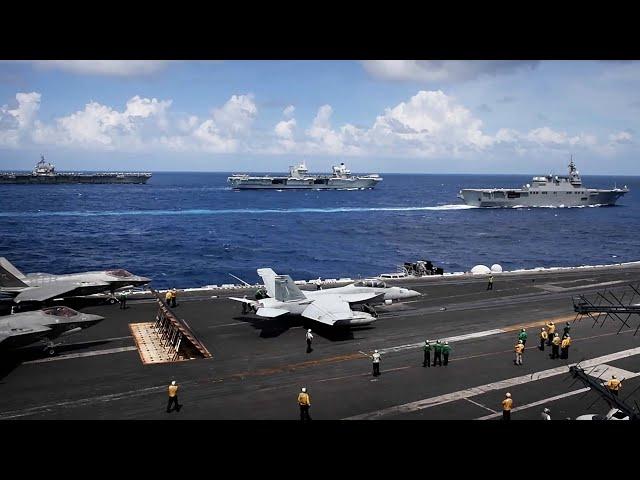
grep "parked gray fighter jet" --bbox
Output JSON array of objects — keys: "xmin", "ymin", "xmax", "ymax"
[
  {"xmin": 0, "ymin": 257, "xmax": 151, "ymax": 304},
  {"xmin": 0, "ymin": 306, "xmax": 104, "ymax": 354},
  {"xmin": 230, "ymin": 268, "xmax": 419, "ymax": 327}
]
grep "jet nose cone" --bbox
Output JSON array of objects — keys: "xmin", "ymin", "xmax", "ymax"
[
  {"xmin": 134, "ymin": 276, "xmax": 151, "ymax": 285},
  {"xmin": 406, "ymin": 289, "xmax": 421, "ymax": 298},
  {"xmin": 80, "ymin": 313, "xmax": 105, "ymax": 326}
]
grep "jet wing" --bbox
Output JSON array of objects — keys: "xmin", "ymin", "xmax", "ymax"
[
  {"xmin": 14, "ymin": 281, "xmax": 110, "ymax": 303},
  {"xmin": 229, "ymin": 297, "xmax": 258, "ymax": 305},
  {"xmin": 337, "ymin": 292, "xmax": 385, "ymax": 305},
  {"xmin": 301, "ymin": 295, "xmax": 357, "ymax": 326},
  {"xmin": 0, "ymin": 324, "xmax": 52, "ymax": 349},
  {"xmin": 256, "ymin": 308, "xmax": 290, "ymax": 318}
]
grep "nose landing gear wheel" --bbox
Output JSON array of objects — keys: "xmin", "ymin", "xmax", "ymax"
[{"xmin": 108, "ymin": 297, "xmax": 117, "ymax": 305}]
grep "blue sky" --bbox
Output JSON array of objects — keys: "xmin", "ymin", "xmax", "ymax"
[{"xmin": 0, "ymin": 60, "xmax": 638, "ymax": 174}]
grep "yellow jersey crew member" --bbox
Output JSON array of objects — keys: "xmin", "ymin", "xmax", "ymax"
[
  {"xmin": 606, "ymin": 375, "xmax": 622, "ymax": 397},
  {"xmin": 166, "ymin": 380, "xmax": 181, "ymax": 413},
  {"xmin": 502, "ymin": 392, "xmax": 512, "ymax": 420},
  {"xmin": 514, "ymin": 340, "xmax": 524, "ymax": 366},
  {"xmin": 539, "ymin": 327, "xmax": 548, "ymax": 351},
  {"xmin": 298, "ymin": 387, "xmax": 311, "ymax": 421},
  {"xmin": 560, "ymin": 335, "xmax": 571, "ymax": 359},
  {"xmin": 165, "ymin": 290, "xmax": 172, "ymax": 305},
  {"xmin": 170, "ymin": 288, "xmax": 178, "ymax": 307},
  {"xmin": 546, "ymin": 321, "xmax": 556, "ymax": 346},
  {"xmin": 550, "ymin": 333, "xmax": 561, "ymax": 359}
]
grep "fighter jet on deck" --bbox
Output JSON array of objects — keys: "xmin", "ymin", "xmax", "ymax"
[
  {"xmin": 0, "ymin": 306, "xmax": 104, "ymax": 354},
  {"xmin": 0, "ymin": 257, "xmax": 151, "ymax": 304},
  {"xmin": 230, "ymin": 268, "xmax": 420, "ymax": 327}
]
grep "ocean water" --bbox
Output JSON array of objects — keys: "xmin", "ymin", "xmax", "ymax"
[{"xmin": 0, "ymin": 172, "xmax": 638, "ymax": 289}]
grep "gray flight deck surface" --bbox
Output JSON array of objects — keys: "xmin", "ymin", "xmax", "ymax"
[{"xmin": 1, "ymin": 264, "xmax": 640, "ymax": 420}]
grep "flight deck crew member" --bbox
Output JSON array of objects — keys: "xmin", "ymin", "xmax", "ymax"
[
  {"xmin": 433, "ymin": 340, "xmax": 443, "ymax": 366},
  {"xmin": 170, "ymin": 288, "xmax": 177, "ymax": 307},
  {"xmin": 539, "ymin": 327, "xmax": 548, "ymax": 351},
  {"xmin": 560, "ymin": 335, "xmax": 571, "ymax": 359},
  {"xmin": 165, "ymin": 290, "xmax": 172, "ymax": 305},
  {"xmin": 119, "ymin": 292, "xmax": 127, "ymax": 310},
  {"xmin": 518, "ymin": 328, "xmax": 528, "ymax": 346},
  {"xmin": 372, "ymin": 350, "xmax": 381, "ymax": 376},
  {"xmin": 423, "ymin": 340, "xmax": 431, "ymax": 367},
  {"xmin": 546, "ymin": 322, "xmax": 556, "ymax": 346},
  {"xmin": 306, "ymin": 329, "xmax": 313, "ymax": 353},
  {"xmin": 442, "ymin": 341, "xmax": 451, "ymax": 366},
  {"xmin": 502, "ymin": 393, "xmax": 512, "ymax": 420},
  {"xmin": 298, "ymin": 387, "xmax": 311, "ymax": 421},
  {"xmin": 487, "ymin": 275, "xmax": 494, "ymax": 291},
  {"xmin": 551, "ymin": 333, "xmax": 561, "ymax": 359},
  {"xmin": 562, "ymin": 322, "xmax": 571, "ymax": 339},
  {"xmin": 541, "ymin": 408, "xmax": 551, "ymax": 420},
  {"xmin": 606, "ymin": 375, "xmax": 622, "ymax": 397},
  {"xmin": 514, "ymin": 340, "xmax": 524, "ymax": 365},
  {"xmin": 166, "ymin": 380, "xmax": 181, "ymax": 413}
]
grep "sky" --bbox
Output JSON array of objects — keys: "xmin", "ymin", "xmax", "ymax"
[{"xmin": 0, "ymin": 60, "xmax": 638, "ymax": 174}]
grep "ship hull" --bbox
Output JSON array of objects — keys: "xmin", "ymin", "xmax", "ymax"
[
  {"xmin": 229, "ymin": 177, "xmax": 381, "ymax": 189},
  {"xmin": 459, "ymin": 188, "xmax": 627, "ymax": 207},
  {"xmin": 0, "ymin": 174, "xmax": 151, "ymax": 184}
]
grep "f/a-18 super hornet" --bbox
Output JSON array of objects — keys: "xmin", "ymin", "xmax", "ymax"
[
  {"xmin": 0, "ymin": 306, "xmax": 104, "ymax": 355},
  {"xmin": 230, "ymin": 268, "xmax": 420, "ymax": 327},
  {"xmin": 0, "ymin": 257, "xmax": 151, "ymax": 305}
]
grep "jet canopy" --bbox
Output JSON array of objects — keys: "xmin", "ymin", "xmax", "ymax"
[
  {"xmin": 42, "ymin": 306, "xmax": 80, "ymax": 318},
  {"xmin": 107, "ymin": 269, "xmax": 135, "ymax": 278},
  {"xmin": 354, "ymin": 279, "xmax": 387, "ymax": 288}
]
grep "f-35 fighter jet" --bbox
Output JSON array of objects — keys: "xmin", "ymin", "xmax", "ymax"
[
  {"xmin": 0, "ymin": 306, "xmax": 104, "ymax": 354},
  {"xmin": 0, "ymin": 257, "xmax": 150, "ymax": 304}
]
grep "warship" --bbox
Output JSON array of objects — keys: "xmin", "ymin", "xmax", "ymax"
[
  {"xmin": 458, "ymin": 158, "xmax": 628, "ymax": 207},
  {"xmin": 0, "ymin": 156, "xmax": 152, "ymax": 184},
  {"xmin": 228, "ymin": 162, "xmax": 382, "ymax": 190}
]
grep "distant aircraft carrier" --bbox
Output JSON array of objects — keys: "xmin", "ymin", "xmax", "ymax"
[
  {"xmin": 0, "ymin": 156, "xmax": 152, "ymax": 184},
  {"xmin": 458, "ymin": 158, "xmax": 628, "ymax": 207},
  {"xmin": 228, "ymin": 162, "xmax": 382, "ymax": 190}
]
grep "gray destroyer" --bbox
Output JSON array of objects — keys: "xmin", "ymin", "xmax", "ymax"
[
  {"xmin": 0, "ymin": 156, "xmax": 152, "ymax": 184},
  {"xmin": 228, "ymin": 162, "xmax": 382, "ymax": 190},
  {"xmin": 458, "ymin": 159, "xmax": 628, "ymax": 207}
]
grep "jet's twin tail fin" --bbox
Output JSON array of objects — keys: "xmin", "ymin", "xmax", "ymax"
[
  {"xmin": 257, "ymin": 268, "xmax": 306, "ymax": 302},
  {"xmin": 274, "ymin": 275, "xmax": 306, "ymax": 302},
  {"xmin": 0, "ymin": 258, "xmax": 28, "ymax": 288}
]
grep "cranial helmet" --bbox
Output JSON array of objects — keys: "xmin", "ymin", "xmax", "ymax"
[
  {"xmin": 506, "ymin": 392, "xmax": 511, "ymax": 398},
  {"xmin": 612, "ymin": 375, "xmax": 616, "ymax": 379},
  {"xmin": 544, "ymin": 408, "xmax": 550, "ymax": 413},
  {"xmin": 171, "ymin": 380, "xmax": 176, "ymax": 385},
  {"xmin": 518, "ymin": 340, "xmax": 523, "ymax": 344},
  {"xmin": 308, "ymin": 329, "xmax": 312, "ymax": 332},
  {"xmin": 522, "ymin": 328, "xmax": 526, "ymax": 332},
  {"xmin": 301, "ymin": 387, "xmax": 306, "ymax": 392},
  {"xmin": 374, "ymin": 350, "xmax": 378, "ymax": 353}
]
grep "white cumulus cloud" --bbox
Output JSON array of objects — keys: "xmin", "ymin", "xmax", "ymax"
[{"xmin": 283, "ymin": 105, "xmax": 295, "ymax": 117}]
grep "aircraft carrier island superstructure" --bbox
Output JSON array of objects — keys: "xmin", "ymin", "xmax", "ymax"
[
  {"xmin": 458, "ymin": 159, "xmax": 628, "ymax": 207},
  {"xmin": 228, "ymin": 162, "xmax": 382, "ymax": 190},
  {"xmin": 0, "ymin": 156, "xmax": 152, "ymax": 185}
]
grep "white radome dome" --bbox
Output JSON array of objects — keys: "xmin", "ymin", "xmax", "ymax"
[
  {"xmin": 490, "ymin": 264, "xmax": 503, "ymax": 273},
  {"xmin": 471, "ymin": 265, "xmax": 491, "ymax": 274}
]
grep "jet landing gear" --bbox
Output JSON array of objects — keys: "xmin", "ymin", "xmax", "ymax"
[
  {"xmin": 43, "ymin": 342, "xmax": 57, "ymax": 356},
  {"xmin": 361, "ymin": 304, "xmax": 378, "ymax": 318}
]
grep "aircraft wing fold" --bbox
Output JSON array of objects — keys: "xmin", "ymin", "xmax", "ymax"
[{"xmin": 302, "ymin": 295, "xmax": 355, "ymax": 325}]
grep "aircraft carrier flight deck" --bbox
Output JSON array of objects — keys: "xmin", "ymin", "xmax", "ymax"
[{"xmin": 2, "ymin": 264, "xmax": 640, "ymax": 420}]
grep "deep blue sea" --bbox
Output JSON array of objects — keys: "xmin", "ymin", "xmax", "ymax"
[{"xmin": 1, "ymin": 172, "xmax": 638, "ymax": 289}]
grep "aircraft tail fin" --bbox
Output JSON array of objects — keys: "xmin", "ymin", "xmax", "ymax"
[
  {"xmin": 0, "ymin": 258, "xmax": 28, "ymax": 288},
  {"xmin": 274, "ymin": 275, "xmax": 306, "ymax": 302},
  {"xmin": 257, "ymin": 268, "xmax": 277, "ymax": 298}
]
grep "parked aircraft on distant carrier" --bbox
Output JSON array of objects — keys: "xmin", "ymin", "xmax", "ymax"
[
  {"xmin": 229, "ymin": 268, "xmax": 420, "ymax": 327},
  {"xmin": 0, "ymin": 306, "xmax": 104, "ymax": 355},
  {"xmin": 0, "ymin": 257, "xmax": 151, "ymax": 305}
]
